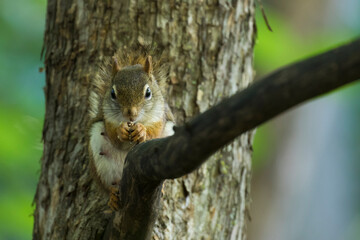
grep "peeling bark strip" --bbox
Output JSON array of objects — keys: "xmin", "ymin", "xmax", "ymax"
[{"xmin": 34, "ymin": 0, "xmax": 256, "ymax": 239}]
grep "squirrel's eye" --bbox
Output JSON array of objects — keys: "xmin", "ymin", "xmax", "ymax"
[
  {"xmin": 145, "ymin": 87, "xmax": 152, "ymax": 100},
  {"xmin": 111, "ymin": 88, "xmax": 116, "ymax": 99}
]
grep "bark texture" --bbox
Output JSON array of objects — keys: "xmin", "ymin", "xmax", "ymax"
[{"xmin": 33, "ymin": 0, "xmax": 255, "ymax": 239}]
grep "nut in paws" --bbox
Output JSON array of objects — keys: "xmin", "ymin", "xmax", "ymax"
[{"xmin": 129, "ymin": 123, "xmax": 147, "ymax": 143}]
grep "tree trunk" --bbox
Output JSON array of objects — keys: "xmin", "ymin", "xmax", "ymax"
[{"xmin": 33, "ymin": 0, "xmax": 256, "ymax": 239}]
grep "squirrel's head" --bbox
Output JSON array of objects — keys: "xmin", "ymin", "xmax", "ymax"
[{"xmin": 103, "ymin": 55, "xmax": 164, "ymax": 124}]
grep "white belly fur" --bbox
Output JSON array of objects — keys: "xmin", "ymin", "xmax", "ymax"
[
  {"xmin": 89, "ymin": 122, "xmax": 127, "ymax": 187},
  {"xmin": 162, "ymin": 121, "xmax": 175, "ymax": 137}
]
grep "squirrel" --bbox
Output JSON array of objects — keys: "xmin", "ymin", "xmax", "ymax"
[{"xmin": 88, "ymin": 47, "xmax": 175, "ymax": 210}]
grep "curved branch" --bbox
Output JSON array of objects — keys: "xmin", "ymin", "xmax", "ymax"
[
  {"xmin": 126, "ymin": 38, "xmax": 360, "ymax": 182},
  {"xmin": 111, "ymin": 38, "xmax": 360, "ymax": 239}
]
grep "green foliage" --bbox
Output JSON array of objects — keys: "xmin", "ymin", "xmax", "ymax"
[
  {"xmin": 254, "ymin": 6, "xmax": 359, "ymax": 73},
  {"xmin": 0, "ymin": 105, "xmax": 43, "ymax": 240},
  {"xmin": 252, "ymin": 5, "xmax": 360, "ymax": 170},
  {"xmin": 0, "ymin": 0, "xmax": 46, "ymax": 239}
]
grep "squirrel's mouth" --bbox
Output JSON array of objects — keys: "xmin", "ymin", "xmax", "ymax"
[
  {"xmin": 129, "ymin": 110, "xmax": 144, "ymax": 123},
  {"xmin": 127, "ymin": 114, "xmax": 138, "ymax": 122}
]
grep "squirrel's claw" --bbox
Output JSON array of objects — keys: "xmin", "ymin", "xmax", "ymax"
[
  {"xmin": 117, "ymin": 122, "xmax": 130, "ymax": 142},
  {"xmin": 108, "ymin": 186, "xmax": 120, "ymax": 211},
  {"xmin": 130, "ymin": 123, "xmax": 147, "ymax": 143}
]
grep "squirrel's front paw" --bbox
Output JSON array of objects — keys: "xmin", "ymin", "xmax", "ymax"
[
  {"xmin": 130, "ymin": 123, "xmax": 147, "ymax": 143},
  {"xmin": 116, "ymin": 122, "xmax": 130, "ymax": 142}
]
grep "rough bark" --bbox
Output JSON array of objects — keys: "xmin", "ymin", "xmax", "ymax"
[{"xmin": 34, "ymin": 1, "xmax": 255, "ymax": 240}]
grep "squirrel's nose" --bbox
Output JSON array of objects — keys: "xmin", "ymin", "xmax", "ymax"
[{"xmin": 127, "ymin": 107, "xmax": 138, "ymax": 119}]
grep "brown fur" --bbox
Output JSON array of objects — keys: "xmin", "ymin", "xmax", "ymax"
[
  {"xmin": 145, "ymin": 121, "xmax": 165, "ymax": 140},
  {"xmin": 89, "ymin": 45, "xmax": 168, "ymax": 120}
]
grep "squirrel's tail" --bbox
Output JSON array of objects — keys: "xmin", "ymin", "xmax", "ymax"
[
  {"xmin": 89, "ymin": 57, "xmax": 112, "ymax": 119},
  {"xmin": 88, "ymin": 44, "xmax": 168, "ymax": 120}
]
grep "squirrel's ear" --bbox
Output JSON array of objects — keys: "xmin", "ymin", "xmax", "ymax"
[
  {"xmin": 144, "ymin": 55, "xmax": 153, "ymax": 75},
  {"xmin": 112, "ymin": 56, "xmax": 121, "ymax": 76}
]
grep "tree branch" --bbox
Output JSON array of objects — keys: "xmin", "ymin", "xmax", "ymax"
[
  {"xmin": 111, "ymin": 38, "xmax": 360, "ymax": 239},
  {"xmin": 125, "ymin": 38, "xmax": 360, "ymax": 182}
]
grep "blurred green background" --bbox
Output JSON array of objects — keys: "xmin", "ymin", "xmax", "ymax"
[
  {"xmin": 0, "ymin": 0, "xmax": 359, "ymax": 239},
  {"xmin": 0, "ymin": 0, "xmax": 46, "ymax": 239},
  {"xmin": 250, "ymin": 1, "xmax": 360, "ymax": 240}
]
